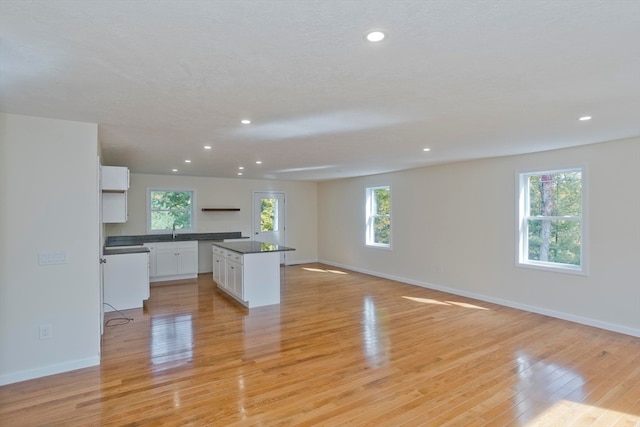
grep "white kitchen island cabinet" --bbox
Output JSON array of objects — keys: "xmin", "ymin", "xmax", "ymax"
[{"xmin": 212, "ymin": 241, "xmax": 295, "ymax": 308}]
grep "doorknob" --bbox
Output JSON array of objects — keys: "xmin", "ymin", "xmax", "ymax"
[{"xmin": 255, "ymin": 232, "xmax": 258, "ymax": 235}]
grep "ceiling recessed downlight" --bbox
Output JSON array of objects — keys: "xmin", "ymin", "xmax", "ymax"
[
  {"xmin": 237, "ymin": 172, "xmax": 243, "ymax": 176},
  {"xmin": 241, "ymin": 119, "xmax": 251, "ymax": 124},
  {"xmin": 172, "ymin": 169, "xmax": 178, "ymax": 172},
  {"xmin": 238, "ymin": 166, "xmax": 244, "ymax": 170},
  {"xmin": 185, "ymin": 159, "xmax": 191, "ymax": 163},
  {"xmin": 366, "ymin": 31, "xmax": 386, "ymax": 42},
  {"xmin": 423, "ymin": 148, "xmax": 431, "ymax": 152},
  {"xmin": 256, "ymin": 160, "xmax": 262, "ymax": 164},
  {"xmin": 204, "ymin": 145, "xmax": 212, "ymax": 150},
  {"xmin": 579, "ymin": 116, "xmax": 592, "ymax": 121}
]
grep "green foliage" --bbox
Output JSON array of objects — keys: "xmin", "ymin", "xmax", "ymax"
[
  {"xmin": 527, "ymin": 171, "xmax": 582, "ymax": 265},
  {"xmin": 373, "ymin": 187, "xmax": 390, "ymax": 244},
  {"xmin": 150, "ymin": 191, "xmax": 192, "ymax": 231},
  {"xmin": 260, "ymin": 198, "xmax": 277, "ymax": 232}
]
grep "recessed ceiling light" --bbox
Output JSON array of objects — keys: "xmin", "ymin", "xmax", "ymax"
[
  {"xmin": 366, "ymin": 31, "xmax": 386, "ymax": 42},
  {"xmin": 579, "ymin": 116, "xmax": 592, "ymax": 121},
  {"xmin": 238, "ymin": 166, "xmax": 244, "ymax": 170},
  {"xmin": 256, "ymin": 161, "xmax": 262, "ymax": 164},
  {"xmin": 204, "ymin": 145, "xmax": 212, "ymax": 150},
  {"xmin": 237, "ymin": 172, "xmax": 243, "ymax": 176},
  {"xmin": 172, "ymin": 169, "xmax": 178, "ymax": 172},
  {"xmin": 423, "ymin": 148, "xmax": 431, "ymax": 152},
  {"xmin": 185, "ymin": 159, "xmax": 191, "ymax": 163},
  {"xmin": 241, "ymin": 119, "xmax": 251, "ymax": 124}
]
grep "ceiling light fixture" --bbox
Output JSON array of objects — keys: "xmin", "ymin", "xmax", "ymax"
[
  {"xmin": 366, "ymin": 31, "xmax": 386, "ymax": 42},
  {"xmin": 238, "ymin": 166, "xmax": 244, "ymax": 170},
  {"xmin": 204, "ymin": 146, "xmax": 212, "ymax": 150},
  {"xmin": 423, "ymin": 148, "xmax": 431, "ymax": 152},
  {"xmin": 241, "ymin": 119, "xmax": 251, "ymax": 124},
  {"xmin": 256, "ymin": 161, "xmax": 262, "ymax": 164},
  {"xmin": 579, "ymin": 116, "xmax": 592, "ymax": 121},
  {"xmin": 237, "ymin": 172, "xmax": 243, "ymax": 176},
  {"xmin": 185, "ymin": 159, "xmax": 191, "ymax": 163},
  {"xmin": 172, "ymin": 169, "xmax": 178, "ymax": 172}
]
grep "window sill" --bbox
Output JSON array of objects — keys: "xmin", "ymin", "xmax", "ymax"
[{"xmin": 517, "ymin": 261, "xmax": 587, "ymax": 276}]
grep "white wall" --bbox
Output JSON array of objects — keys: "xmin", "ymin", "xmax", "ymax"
[
  {"xmin": 318, "ymin": 138, "xmax": 640, "ymax": 336},
  {"xmin": 106, "ymin": 174, "xmax": 318, "ymax": 266},
  {"xmin": 0, "ymin": 113, "xmax": 101, "ymax": 385}
]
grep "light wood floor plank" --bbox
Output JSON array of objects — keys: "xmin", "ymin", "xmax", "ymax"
[{"xmin": 1, "ymin": 263, "xmax": 638, "ymax": 426}]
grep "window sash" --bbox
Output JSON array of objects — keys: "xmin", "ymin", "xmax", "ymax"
[
  {"xmin": 366, "ymin": 186, "xmax": 391, "ymax": 247},
  {"xmin": 148, "ymin": 189, "xmax": 195, "ymax": 233},
  {"xmin": 518, "ymin": 168, "xmax": 584, "ymax": 273}
]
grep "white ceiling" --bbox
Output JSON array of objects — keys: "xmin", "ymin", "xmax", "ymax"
[{"xmin": 1, "ymin": 0, "xmax": 639, "ymax": 181}]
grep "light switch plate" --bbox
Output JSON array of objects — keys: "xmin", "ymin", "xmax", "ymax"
[{"xmin": 38, "ymin": 251, "xmax": 67, "ymax": 265}]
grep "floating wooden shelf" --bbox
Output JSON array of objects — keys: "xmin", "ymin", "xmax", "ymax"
[{"xmin": 201, "ymin": 208, "xmax": 240, "ymax": 212}]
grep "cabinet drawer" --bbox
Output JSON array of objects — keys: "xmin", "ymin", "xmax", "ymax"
[{"xmin": 226, "ymin": 251, "xmax": 243, "ymax": 264}]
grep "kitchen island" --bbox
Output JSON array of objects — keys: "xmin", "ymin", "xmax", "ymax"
[{"xmin": 212, "ymin": 241, "xmax": 295, "ymax": 308}]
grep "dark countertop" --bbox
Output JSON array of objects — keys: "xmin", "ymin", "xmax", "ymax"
[
  {"xmin": 212, "ymin": 240, "xmax": 296, "ymax": 254},
  {"xmin": 103, "ymin": 247, "xmax": 150, "ymax": 255},
  {"xmin": 105, "ymin": 231, "xmax": 244, "ymax": 247}
]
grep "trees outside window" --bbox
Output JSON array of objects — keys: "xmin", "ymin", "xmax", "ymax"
[
  {"xmin": 366, "ymin": 186, "xmax": 391, "ymax": 248},
  {"xmin": 148, "ymin": 190, "xmax": 195, "ymax": 232},
  {"xmin": 518, "ymin": 169, "xmax": 584, "ymax": 273}
]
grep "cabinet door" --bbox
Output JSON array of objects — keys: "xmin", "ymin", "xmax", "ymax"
[
  {"xmin": 234, "ymin": 261, "xmax": 243, "ymax": 298},
  {"xmin": 101, "ymin": 166, "xmax": 129, "ymax": 191},
  {"xmin": 177, "ymin": 247, "xmax": 198, "ymax": 275},
  {"xmin": 102, "ymin": 192, "xmax": 127, "ymax": 223},
  {"xmin": 155, "ymin": 247, "xmax": 178, "ymax": 277},
  {"xmin": 226, "ymin": 261, "xmax": 239, "ymax": 297},
  {"xmin": 213, "ymin": 250, "xmax": 224, "ymax": 285}
]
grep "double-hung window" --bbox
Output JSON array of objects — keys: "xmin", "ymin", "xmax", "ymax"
[
  {"xmin": 148, "ymin": 189, "xmax": 196, "ymax": 233},
  {"xmin": 366, "ymin": 186, "xmax": 391, "ymax": 248},
  {"xmin": 518, "ymin": 169, "xmax": 585, "ymax": 274}
]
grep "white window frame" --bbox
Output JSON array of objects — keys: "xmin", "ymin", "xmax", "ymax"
[
  {"xmin": 517, "ymin": 168, "xmax": 587, "ymax": 275},
  {"xmin": 365, "ymin": 185, "xmax": 392, "ymax": 249},
  {"xmin": 147, "ymin": 188, "xmax": 197, "ymax": 234}
]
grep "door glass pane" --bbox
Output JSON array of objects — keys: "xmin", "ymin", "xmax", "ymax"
[{"xmin": 260, "ymin": 198, "xmax": 278, "ymax": 232}]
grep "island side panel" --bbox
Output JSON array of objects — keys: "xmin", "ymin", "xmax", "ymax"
[{"xmin": 243, "ymin": 251, "xmax": 281, "ymax": 308}]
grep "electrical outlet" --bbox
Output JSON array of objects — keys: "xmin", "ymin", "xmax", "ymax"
[{"xmin": 39, "ymin": 324, "xmax": 52, "ymax": 340}]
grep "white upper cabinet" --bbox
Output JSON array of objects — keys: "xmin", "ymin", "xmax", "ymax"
[
  {"xmin": 101, "ymin": 165, "xmax": 129, "ymax": 223},
  {"xmin": 101, "ymin": 166, "xmax": 129, "ymax": 191}
]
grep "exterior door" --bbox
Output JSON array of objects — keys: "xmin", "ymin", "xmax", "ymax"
[{"xmin": 253, "ymin": 192, "xmax": 286, "ymax": 264}]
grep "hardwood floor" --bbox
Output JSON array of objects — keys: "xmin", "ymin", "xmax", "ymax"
[{"xmin": 1, "ymin": 263, "xmax": 639, "ymax": 426}]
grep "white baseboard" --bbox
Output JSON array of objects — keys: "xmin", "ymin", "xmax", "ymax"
[
  {"xmin": 318, "ymin": 259, "xmax": 640, "ymax": 338},
  {"xmin": 0, "ymin": 356, "xmax": 100, "ymax": 386},
  {"xmin": 285, "ymin": 258, "xmax": 317, "ymax": 266}
]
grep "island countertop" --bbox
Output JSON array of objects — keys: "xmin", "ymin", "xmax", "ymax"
[{"xmin": 212, "ymin": 240, "xmax": 295, "ymax": 254}]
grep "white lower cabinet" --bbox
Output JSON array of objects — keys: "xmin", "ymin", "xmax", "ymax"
[
  {"xmin": 146, "ymin": 241, "xmax": 198, "ymax": 282},
  {"xmin": 212, "ymin": 245, "xmax": 280, "ymax": 308},
  {"xmin": 103, "ymin": 252, "xmax": 149, "ymax": 311}
]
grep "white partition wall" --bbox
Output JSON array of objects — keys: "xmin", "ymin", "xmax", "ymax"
[{"xmin": 0, "ymin": 113, "xmax": 101, "ymax": 385}]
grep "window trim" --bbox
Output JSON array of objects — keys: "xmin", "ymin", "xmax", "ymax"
[
  {"xmin": 365, "ymin": 185, "xmax": 392, "ymax": 249},
  {"xmin": 146, "ymin": 188, "xmax": 197, "ymax": 234},
  {"xmin": 516, "ymin": 167, "xmax": 588, "ymax": 275}
]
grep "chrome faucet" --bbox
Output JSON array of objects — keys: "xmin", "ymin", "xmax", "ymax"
[{"xmin": 172, "ymin": 223, "xmax": 176, "ymax": 240}]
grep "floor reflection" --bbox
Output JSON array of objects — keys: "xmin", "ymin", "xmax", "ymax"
[
  {"xmin": 243, "ymin": 306, "xmax": 282, "ymax": 362},
  {"xmin": 362, "ymin": 296, "xmax": 390, "ymax": 368},
  {"xmin": 514, "ymin": 350, "xmax": 585, "ymax": 421},
  {"xmin": 151, "ymin": 314, "xmax": 194, "ymax": 368}
]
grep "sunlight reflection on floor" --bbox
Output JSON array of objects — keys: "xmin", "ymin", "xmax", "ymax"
[
  {"xmin": 402, "ymin": 295, "xmax": 490, "ymax": 310},
  {"xmin": 302, "ymin": 267, "xmax": 348, "ymax": 274}
]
